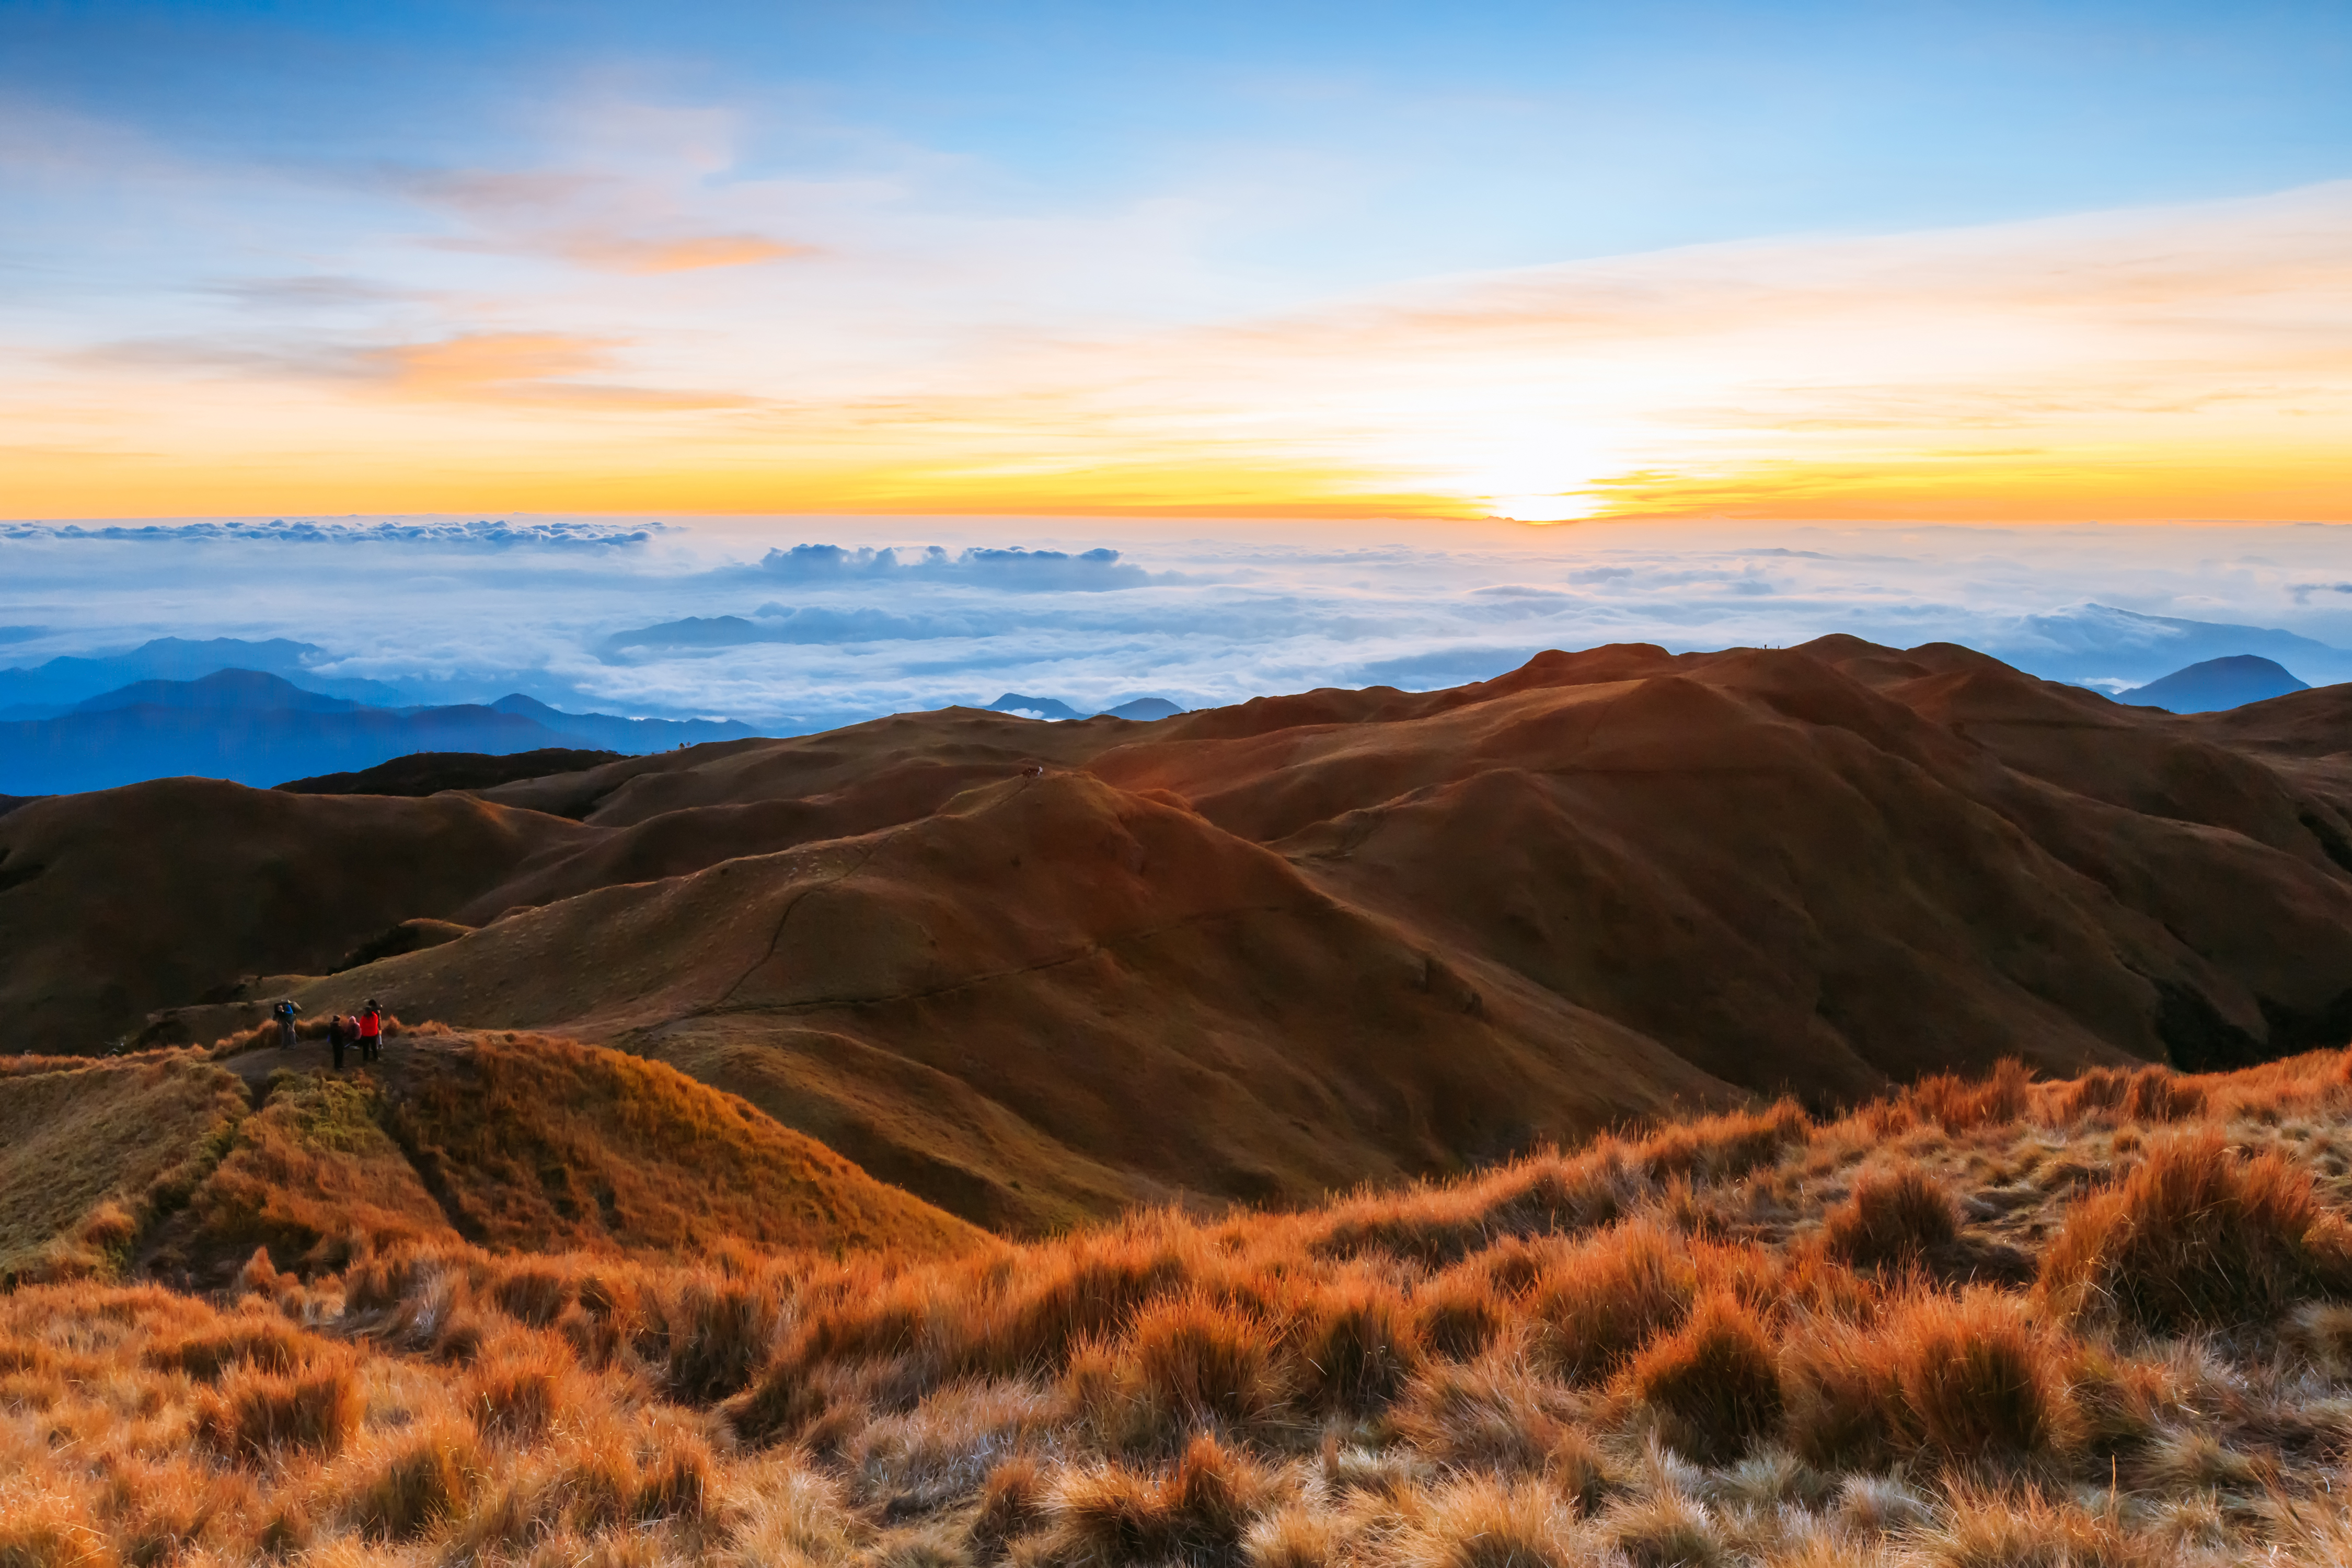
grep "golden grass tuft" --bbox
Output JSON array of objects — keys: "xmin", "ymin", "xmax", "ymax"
[
  {"xmin": 1105, "ymin": 1292, "xmax": 1290, "ymax": 1446},
  {"xmin": 1294, "ymin": 1276, "xmax": 1423, "ymax": 1414},
  {"xmin": 2036, "ymin": 1129, "xmax": 2352, "ymax": 1331},
  {"xmin": 1530, "ymin": 1218, "xmax": 1698, "ymax": 1382},
  {"xmin": 1619, "ymin": 1292, "xmax": 1783, "ymax": 1465},
  {"xmin": 1822, "ymin": 1162, "xmax": 1960, "ymax": 1271},
  {"xmin": 1397, "ymin": 1475, "xmax": 1585, "ymax": 1568},
  {"xmin": 197, "ymin": 1365, "xmax": 365, "ymax": 1461},
  {"xmin": 348, "ymin": 1421, "xmax": 482, "ymax": 1541},
  {"xmin": 1051, "ymin": 1433, "xmax": 1271, "ymax": 1566}
]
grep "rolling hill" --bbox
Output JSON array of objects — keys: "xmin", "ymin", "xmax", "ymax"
[{"xmin": 7, "ymin": 636, "xmax": 2352, "ymax": 1233}]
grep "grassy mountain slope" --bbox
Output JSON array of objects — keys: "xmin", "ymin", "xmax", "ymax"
[
  {"xmin": 0, "ymin": 1053, "xmax": 247, "ymax": 1283},
  {"xmin": 9, "ymin": 1029, "xmax": 979, "ymax": 1293},
  {"xmin": 0, "ymin": 780, "xmax": 591, "ymax": 1047},
  {"xmin": 16, "ymin": 1052, "xmax": 2352, "ymax": 1565}
]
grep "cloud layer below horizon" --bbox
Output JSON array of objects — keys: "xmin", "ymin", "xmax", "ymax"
[{"xmin": 5, "ymin": 518, "xmax": 2351, "ymax": 728}]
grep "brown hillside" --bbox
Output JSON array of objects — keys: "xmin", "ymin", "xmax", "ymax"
[
  {"xmin": 10, "ymin": 641, "xmax": 2352, "ymax": 1234},
  {"xmin": 0, "ymin": 779, "xmax": 590, "ymax": 1047},
  {"xmin": 285, "ymin": 773, "xmax": 1723, "ymax": 1235},
  {"xmin": 19, "ymin": 1029, "xmax": 978, "ymax": 1288}
]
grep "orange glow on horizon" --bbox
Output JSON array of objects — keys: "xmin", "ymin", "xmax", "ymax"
[{"xmin": 6, "ymin": 186, "xmax": 2348, "ymax": 526}]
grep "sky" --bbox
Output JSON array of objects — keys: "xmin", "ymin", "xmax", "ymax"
[{"xmin": 4, "ymin": 1, "xmax": 2350, "ymax": 524}]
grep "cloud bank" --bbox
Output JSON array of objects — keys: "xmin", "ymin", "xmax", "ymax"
[{"xmin": 4, "ymin": 518, "xmax": 2351, "ymax": 733}]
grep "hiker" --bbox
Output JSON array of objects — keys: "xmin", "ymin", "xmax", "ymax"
[
  {"xmin": 356, "ymin": 999, "xmax": 383, "ymax": 1063},
  {"xmin": 328, "ymin": 1013, "xmax": 352, "ymax": 1070},
  {"xmin": 273, "ymin": 997, "xmax": 301, "ymax": 1051}
]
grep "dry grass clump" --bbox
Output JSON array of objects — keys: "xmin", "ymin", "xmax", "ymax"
[
  {"xmin": 1530, "ymin": 1218, "xmax": 1699, "ymax": 1381},
  {"xmin": 1782, "ymin": 1288, "xmax": 2075, "ymax": 1468},
  {"xmin": 1618, "ymin": 1293, "xmax": 1782, "ymax": 1464},
  {"xmin": 197, "ymin": 1364, "xmax": 366, "ymax": 1460},
  {"xmin": 1099, "ymin": 1292, "xmax": 1292, "ymax": 1446},
  {"xmin": 1294, "ymin": 1275, "xmax": 1423, "ymax": 1414},
  {"xmin": 2036, "ymin": 1129, "xmax": 2352, "ymax": 1332},
  {"xmin": 1394, "ymin": 1474, "xmax": 1587, "ymax": 1568},
  {"xmin": 24, "ymin": 1050, "xmax": 2352, "ymax": 1564},
  {"xmin": 1910, "ymin": 1058, "xmax": 2036, "ymax": 1131},
  {"xmin": 347, "ymin": 1420, "xmax": 482, "ymax": 1540},
  {"xmin": 2054, "ymin": 1065, "xmax": 2208, "ymax": 1127},
  {"xmin": 1385, "ymin": 1353, "xmax": 1573, "ymax": 1471},
  {"xmin": 1822, "ymin": 1162, "xmax": 1960, "ymax": 1270},
  {"xmin": 1050, "ymin": 1433, "xmax": 1272, "ymax": 1565}
]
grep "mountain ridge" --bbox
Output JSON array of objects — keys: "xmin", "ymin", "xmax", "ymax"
[{"xmin": 8, "ymin": 636, "xmax": 2352, "ymax": 1233}]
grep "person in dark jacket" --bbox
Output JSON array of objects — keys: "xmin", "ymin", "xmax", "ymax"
[
  {"xmin": 329, "ymin": 1013, "xmax": 351, "ymax": 1070},
  {"xmin": 273, "ymin": 997, "xmax": 301, "ymax": 1051}
]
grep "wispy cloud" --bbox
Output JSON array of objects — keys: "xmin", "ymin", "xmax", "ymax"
[
  {"xmin": 405, "ymin": 167, "xmax": 813, "ymax": 274},
  {"xmin": 358, "ymin": 333, "xmax": 761, "ymax": 409}
]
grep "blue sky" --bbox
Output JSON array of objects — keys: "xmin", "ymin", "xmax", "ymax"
[{"xmin": 13, "ymin": 0, "xmax": 2350, "ymax": 296}]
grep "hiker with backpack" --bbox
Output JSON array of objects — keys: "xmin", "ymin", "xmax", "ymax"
[
  {"xmin": 329, "ymin": 1013, "xmax": 352, "ymax": 1070},
  {"xmin": 273, "ymin": 997, "xmax": 301, "ymax": 1051},
  {"xmin": 356, "ymin": 1000, "xmax": 384, "ymax": 1063}
]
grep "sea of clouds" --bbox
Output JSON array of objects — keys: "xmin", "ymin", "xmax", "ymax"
[{"xmin": 4, "ymin": 516, "xmax": 2351, "ymax": 728}]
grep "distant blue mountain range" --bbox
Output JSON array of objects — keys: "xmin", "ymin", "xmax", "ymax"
[
  {"xmin": 0, "ymin": 667, "xmax": 760, "ymax": 794},
  {"xmin": 2117, "ymin": 655, "xmax": 2312, "ymax": 714},
  {"xmin": 984, "ymin": 693, "xmax": 1187, "ymax": 722},
  {"xmin": 0, "ymin": 637, "xmax": 412, "ymax": 716}
]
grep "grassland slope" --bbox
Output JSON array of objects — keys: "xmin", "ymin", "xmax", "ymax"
[
  {"xmin": 0, "ymin": 778, "xmax": 591, "ymax": 1046},
  {"xmin": 16, "ymin": 1053, "xmax": 2352, "ymax": 1565},
  {"xmin": 0, "ymin": 1053, "xmax": 247, "ymax": 1283},
  {"xmin": 7, "ymin": 1029, "xmax": 978, "ymax": 1292}
]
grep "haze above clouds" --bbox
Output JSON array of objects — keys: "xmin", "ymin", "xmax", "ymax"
[{"xmin": 5, "ymin": 518, "xmax": 2350, "ymax": 730}]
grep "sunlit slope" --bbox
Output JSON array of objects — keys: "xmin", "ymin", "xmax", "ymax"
[
  {"xmin": 370, "ymin": 1030, "xmax": 983, "ymax": 1261},
  {"xmin": 6, "ymin": 1032, "xmax": 980, "ymax": 1289},
  {"xmin": 0, "ymin": 1053, "xmax": 248, "ymax": 1283}
]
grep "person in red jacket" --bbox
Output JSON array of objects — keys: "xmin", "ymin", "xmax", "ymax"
[{"xmin": 356, "ymin": 1000, "xmax": 383, "ymax": 1063}]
